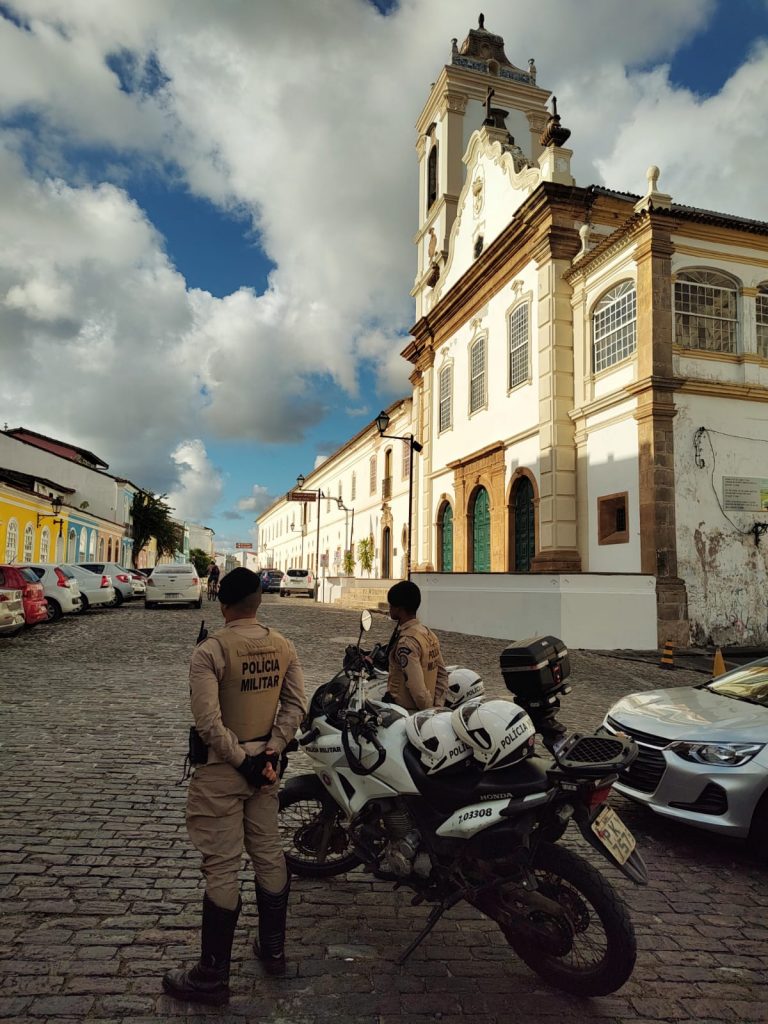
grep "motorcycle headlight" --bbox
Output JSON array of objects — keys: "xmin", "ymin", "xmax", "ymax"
[{"xmin": 668, "ymin": 741, "xmax": 764, "ymax": 767}]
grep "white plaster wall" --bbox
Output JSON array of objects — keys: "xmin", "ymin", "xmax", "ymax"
[
  {"xmin": 432, "ymin": 263, "xmax": 539, "ymax": 477},
  {"xmin": 673, "ymin": 393, "xmax": 768, "ymax": 645},
  {"xmin": 585, "ymin": 415, "xmax": 642, "ymax": 572},
  {"xmin": 416, "ymin": 572, "xmax": 657, "ymax": 649},
  {"xmin": 0, "ymin": 433, "xmax": 122, "ymax": 522}
]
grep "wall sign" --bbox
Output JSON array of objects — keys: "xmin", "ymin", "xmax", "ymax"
[{"xmin": 722, "ymin": 476, "xmax": 768, "ymax": 511}]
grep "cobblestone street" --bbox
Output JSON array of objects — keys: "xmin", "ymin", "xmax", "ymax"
[{"xmin": 1, "ymin": 596, "xmax": 767, "ymax": 1024}]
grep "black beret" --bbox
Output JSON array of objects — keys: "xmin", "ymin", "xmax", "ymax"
[
  {"xmin": 218, "ymin": 567, "xmax": 262, "ymax": 604},
  {"xmin": 387, "ymin": 580, "xmax": 421, "ymax": 613}
]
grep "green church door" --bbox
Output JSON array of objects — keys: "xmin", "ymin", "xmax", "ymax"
[
  {"xmin": 513, "ymin": 477, "xmax": 535, "ymax": 572},
  {"xmin": 440, "ymin": 504, "xmax": 453, "ymax": 572},
  {"xmin": 471, "ymin": 487, "xmax": 491, "ymax": 573}
]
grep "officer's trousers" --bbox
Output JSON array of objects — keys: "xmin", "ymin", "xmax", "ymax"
[{"xmin": 186, "ymin": 762, "xmax": 287, "ymax": 910}]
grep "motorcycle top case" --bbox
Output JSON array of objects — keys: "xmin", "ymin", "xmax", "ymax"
[{"xmin": 500, "ymin": 635, "xmax": 570, "ymax": 705}]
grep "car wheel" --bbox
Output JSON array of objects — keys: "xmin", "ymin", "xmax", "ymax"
[
  {"xmin": 79, "ymin": 595, "xmax": 90, "ymax": 614},
  {"xmin": 145, "ymin": 601, "xmax": 156, "ymax": 610},
  {"xmin": 748, "ymin": 790, "xmax": 768, "ymax": 861},
  {"xmin": 307, "ymin": 591, "xmax": 313, "ymax": 599},
  {"xmin": 46, "ymin": 599, "xmax": 62, "ymax": 622},
  {"xmin": 194, "ymin": 597, "xmax": 203, "ymax": 609},
  {"xmin": 113, "ymin": 590, "xmax": 124, "ymax": 607}
]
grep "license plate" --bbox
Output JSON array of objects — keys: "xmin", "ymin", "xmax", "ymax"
[
  {"xmin": 591, "ymin": 806, "xmax": 636, "ymax": 865},
  {"xmin": 165, "ymin": 592, "xmax": 181, "ymax": 597}
]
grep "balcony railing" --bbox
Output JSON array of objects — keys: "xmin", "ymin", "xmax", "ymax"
[{"xmin": 381, "ymin": 476, "xmax": 392, "ymax": 501}]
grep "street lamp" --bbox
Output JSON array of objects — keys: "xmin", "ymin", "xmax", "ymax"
[
  {"xmin": 36, "ymin": 494, "xmax": 64, "ymax": 529},
  {"xmin": 336, "ymin": 497, "xmax": 355, "ymax": 568},
  {"xmin": 297, "ymin": 473, "xmax": 325, "ymax": 600},
  {"xmin": 375, "ymin": 410, "xmax": 423, "ymax": 581}
]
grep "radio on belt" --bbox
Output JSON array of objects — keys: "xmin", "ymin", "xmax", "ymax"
[{"xmin": 499, "ymin": 635, "xmax": 571, "ymax": 708}]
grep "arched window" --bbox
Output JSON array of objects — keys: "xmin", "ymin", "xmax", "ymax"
[
  {"xmin": 508, "ymin": 303, "xmax": 530, "ymax": 387},
  {"xmin": 675, "ymin": 269, "xmax": 738, "ymax": 353},
  {"xmin": 427, "ymin": 143, "xmax": 438, "ymax": 211},
  {"xmin": 592, "ymin": 281, "xmax": 637, "ymax": 372},
  {"xmin": 437, "ymin": 502, "xmax": 453, "ymax": 572},
  {"xmin": 78, "ymin": 530, "xmax": 87, "ymax": 560},
  {"xmin": 757, "ymin": 284, "xmax": 768, "ymax": 359},
  {"xmin": 98, "ymin": 537, "xmax": 105, "ymax": 560},
  {"xmin": 68, "ymin": 529, "xmax": 77, "ymax": 561},
  {"xmin": 40, "ymin": 527, "xmax": 50, "ymax": 562},
  {"xmin": 351, "ymin": 471, "xmax": 357, "ymax": 501},
  {"xmin": 107, "ymin": 538, "xmax": 113, "ymax": 560},
  {"xmin": 5, "ymin": 519, "xmax": 19, "ymax": 562},
  {"xmin": 23, "ymin": 523, "xmax": 34, "ymax": 561},
  {"xmin": 469, "ymin": 337, "xmax": 486, "ymax": 414},
  {"xmin": 438, "ymin": 363, "xmax": 453, "ymax": 432},
  {"xmin": 88, "ymin": 532, "xmax": 96, "ymax": 559},
  {"xmin": 469, "ymin": 487, "xmax": 491, "ymax": 573},
  {"xmin": 383, "ymin": 449, "xmax": 392, "ymax": 500},
  {"xmin": 369, "ymin": 455, "xmax": 377, "ymax": 495}
]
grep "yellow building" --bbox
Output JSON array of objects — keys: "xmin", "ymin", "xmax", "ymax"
[{"xmin": 0, "ymin": 468, "xmax": 71, "ymax": 563}]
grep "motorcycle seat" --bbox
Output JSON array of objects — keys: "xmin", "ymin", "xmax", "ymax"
[{"xmin": 403, "ymin": 743, "xmax": 551, "ymax": 812}]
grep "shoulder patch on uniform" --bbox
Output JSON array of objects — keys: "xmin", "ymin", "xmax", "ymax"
[{"xmin": 395, "ymin": 645, "xmax": 413, "ymax": 669}]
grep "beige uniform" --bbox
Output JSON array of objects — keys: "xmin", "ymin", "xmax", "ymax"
[
  {"xmin": 387, "ymin": 618, "xmax": 449, "ymax": 711},
  {"xmin": 186, "ymin": 619, "xmax": 306, "ymax": 909}
]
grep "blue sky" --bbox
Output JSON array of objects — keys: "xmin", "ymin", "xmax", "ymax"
[{"xmin": 0, "ymin": 0, "xmax": 766, "ymax": 550}]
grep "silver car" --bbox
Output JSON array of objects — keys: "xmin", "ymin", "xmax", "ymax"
[{"xmin": 602, "ymin": 660, "xmax": 768, "ymax": 854}]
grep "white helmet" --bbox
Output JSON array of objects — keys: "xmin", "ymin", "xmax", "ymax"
[
  {"xmin": 405, "ymin": 708, "xmax": 473, "ymax": 775},
  {"xmin": 451, "ymin": 698, "xmax": 535, "ymax": 771},
  {"xmin": 443, "ymin": 667, "xmax": 485, "ymax": 709}
]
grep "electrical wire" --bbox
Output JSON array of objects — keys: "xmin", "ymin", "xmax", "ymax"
[{"xmin": 702, "ymin": 427, "xmax": 768, "ymax": 445}]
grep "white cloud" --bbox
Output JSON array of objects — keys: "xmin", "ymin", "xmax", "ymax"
[
  {"xmin": 2, "ymin": 0, "xmax": 767, "ymax": 505},
  {"xmin": 236, "ymin": 484, "xmax": 276, "ymax": 516},
  {"xmin": 165, "ymin": 438, "xmax": 223, "ymax": 522}
]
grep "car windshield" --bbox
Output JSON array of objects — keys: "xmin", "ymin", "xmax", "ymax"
[
  {"xmin": 705, "ymin": 658, "xmax": 768, "ymax": 707},
  {"xmin": 287, "ymin": 570, "xmax": 308, "ymax": 577}
]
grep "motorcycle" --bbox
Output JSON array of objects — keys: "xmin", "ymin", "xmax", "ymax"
[{"xmin": 279, "ymin": 612, "xmax": 648, "ymax": 996}]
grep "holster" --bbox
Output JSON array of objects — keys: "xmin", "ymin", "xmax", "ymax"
[{"xmin": 188, "ymin": 726, "xmax": 209, "ymax": 765}]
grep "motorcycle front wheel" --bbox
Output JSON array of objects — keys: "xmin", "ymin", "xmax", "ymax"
[
  {"xmin": 279, "ymin": 774, "xmax": 362, "ymax": 878},
  {"xmin": 488, "ymin": 841, "xmax": 637, "ymax": 997}
]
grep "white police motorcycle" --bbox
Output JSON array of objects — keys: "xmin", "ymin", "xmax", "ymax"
[{"xmin": 279, "ymin": 612, "xmax": 647, "ymax": 996}]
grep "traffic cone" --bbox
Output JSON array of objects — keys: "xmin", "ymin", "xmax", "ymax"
[
  {"xmin": 659, "ymin": 641, "xmax": 674, "ymax": 670},
  {"xmin": 712, "ymin": 647, "xmax": 726, "ymax": 678}
]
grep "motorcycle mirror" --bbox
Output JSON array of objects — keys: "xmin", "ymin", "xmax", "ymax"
[{"xmin": 360, "ymin": 610, "xmax": 372, "ymax": 633}]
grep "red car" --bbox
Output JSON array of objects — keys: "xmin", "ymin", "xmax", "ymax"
[{"xmin": 0, "ymin": 565, "xmax": 48, "ymax": 625}]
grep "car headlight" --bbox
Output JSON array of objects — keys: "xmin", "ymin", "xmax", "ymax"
[{"xmin": 668, "ymin": 741, "xmax": 764, "ymax": 767}]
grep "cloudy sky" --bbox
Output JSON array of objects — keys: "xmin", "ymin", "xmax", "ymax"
[{"xmin": 1, "ymin": 0, "xmax": 766, "ymax": 550}]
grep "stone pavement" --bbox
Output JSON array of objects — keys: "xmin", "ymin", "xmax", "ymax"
[{"xmin": 1, "ymin": 596, "xmax": 767, "ymax": 1024}]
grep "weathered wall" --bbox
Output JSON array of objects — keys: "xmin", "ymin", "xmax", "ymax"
[{"xmin": 674, "ymin": 394, "xmax": 768, "ymax": 645}]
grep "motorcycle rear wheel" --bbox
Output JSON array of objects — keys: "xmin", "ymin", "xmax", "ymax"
[
  {"xmin": 491, "ymin": 841, "xmax": 637, "ymax": 997},
  {"xmin": 279, "ymin": 775, "xmax": 362, "ymax": 878}
]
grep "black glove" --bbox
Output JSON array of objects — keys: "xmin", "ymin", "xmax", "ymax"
[{"xmin": 236, "ymin": 751, "xmax": 279, "ymax": 788}]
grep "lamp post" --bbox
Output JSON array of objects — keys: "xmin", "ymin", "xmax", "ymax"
[
  {"xmin": 336, "ymin": 497, "xmax": 355, "ymax": 568},
  {"xmin": 297, "ymin": 474, "xmax": 325, "ymax": 601},
  {"xmin": 36, "ymin": 495, "xmax": 65, "ymax": 551},
  {"xmin": 375, "ymin": 410, "xmax": 423, "ymax": 581}
]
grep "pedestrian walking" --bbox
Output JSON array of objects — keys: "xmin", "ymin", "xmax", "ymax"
[{"xmin": 163, "ymin": 567, "xmax": 306, "ymax": 1006}]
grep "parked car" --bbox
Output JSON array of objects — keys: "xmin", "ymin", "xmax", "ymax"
[
  {"xmin": 0, "ymin": 565, "xmax": 48, "ymax": 626},
  {"xmin": 260, "ymin": 569, "xmax": 284, "ymax": 593},
  {"xmin": 601, "ymin": 659, "xmax": 768, "ymax": 855},
  {"xmin": 20, "ymin": 563, "xmax": 82, "ymax": 620},
  {"xmin": 63, "ymin": 564, "xmax": 116, "ymax": 612},
  {"xmin": 77, "ymin": 562, "xmax": 135, "ymax": 605},
  {"xmin": 280, "ymin": 568, "xmax": 315, "ymax": 598},
  {"xmin": 145, "ymin": 563, "xmax": 202, "ymax": 608},
  {"xmin": 116, "ymin": 565, "xmax": 147, "ymax": 597},
  {"xmin": 0, "ymin": 588, "xmax": 26, "ymax": 635}
]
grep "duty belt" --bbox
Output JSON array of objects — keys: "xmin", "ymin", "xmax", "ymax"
[{"xmin": 240, "ymin": 731, "xmax": 272, "ymax": 743}]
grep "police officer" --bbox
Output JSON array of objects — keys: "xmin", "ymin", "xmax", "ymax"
[
  {"xmin": 385, "ymin": 580, "xmax": 448, "ymax": 711},
  {"xmin": 163, "ymin": 567, "xmax": 306, "ymax": 1006}
]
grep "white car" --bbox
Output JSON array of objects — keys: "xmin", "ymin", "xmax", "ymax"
[
  {"xmin": 116, "ymin": 566, "xmax": 147, "ymax": 596},
  {"xmin": 63, "ymin": 564, "xmax": 116, "ymax": 612},
  {"xmin": 20, "ymin": 564, "xmax": 82, "ymax": 620},
  {"xmin": 145, "ymin": 563, "xmax": 202, "ymax": 608},
  {"xmin": 0, "ymin": 589, "xmax": 26, "ymax": 635},
  {"xmin": 78, "ymin": 562, "xmax": 136, "ymax": 605},
  {"xmin": 280, "ymin": 568, "xmax": 315, "ymax": 598}
]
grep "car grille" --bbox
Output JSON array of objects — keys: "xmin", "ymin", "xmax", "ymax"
[
  {"xmin": 606, "ymin": 716, "xmax": 668, "ymax": 794},
  {"xmin": 669, "ymin": 783, "xmax": 728, "ymax": 816}
]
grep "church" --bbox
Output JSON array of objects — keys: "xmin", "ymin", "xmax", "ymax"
[{"xmin": 258, "ymin": 16, "xmax": 768, "ymax": 650}]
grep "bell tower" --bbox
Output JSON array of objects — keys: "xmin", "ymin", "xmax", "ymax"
[{"xmin": 412, "ymin": 15, "xmax": 552, "ymax": 318}]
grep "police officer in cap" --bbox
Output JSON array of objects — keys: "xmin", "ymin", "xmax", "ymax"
[
  {"xmin": 163, "ymin": 567, "xmax": 306, "ymax": 1006},
  {"xmin": 385, "ymin": 580, "xmax": 448, "ymax": 711}
]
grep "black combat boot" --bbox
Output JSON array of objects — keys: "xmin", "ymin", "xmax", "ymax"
[
  {"xmin": 162, "ymin": 894, "xmax": 241, "ymax": 1005},
  {"xmin": 253, "ymin": 877, "xmax": 290, "ymax": 975}
]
